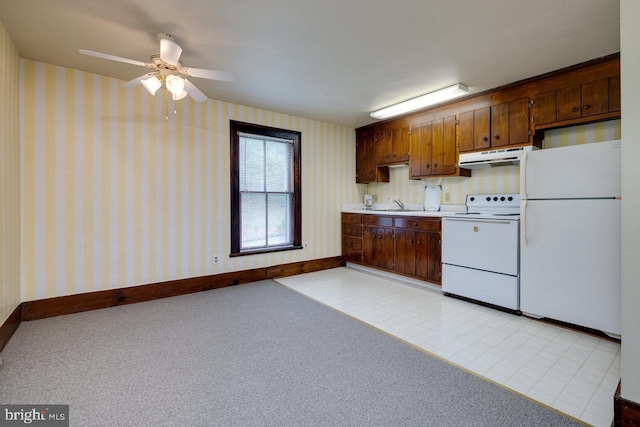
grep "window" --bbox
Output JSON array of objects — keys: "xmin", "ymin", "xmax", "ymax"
[{"xmin": 230, "ymin": 121, "xmax": 302, "ymax": 256}]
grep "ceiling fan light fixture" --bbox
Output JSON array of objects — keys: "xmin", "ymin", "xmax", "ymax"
[
  {"xmin": 370, "ymin": 83, "xmax": 469, "ymax": 120},
  {"xmin": 165, "ymin": 74, "xmax": 185, "ymax": 97},
  {"xmin": 141, "ymin": 75, "xmax": 162, "ymax": 95},
  {"xmin": 172, "ymin": 90, "xmax": 188, "ymax": 101}
]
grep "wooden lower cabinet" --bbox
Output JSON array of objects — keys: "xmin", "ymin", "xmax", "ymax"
[
  {"xmin": 363, "ymin": 226, "xmax": 394, "ymax": 270},
  {"xmin": 341, "ymin": 213, "xmax": 441, "ymax": 285}
]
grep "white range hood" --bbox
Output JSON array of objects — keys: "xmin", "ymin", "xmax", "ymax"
[{"xmin": 458, "ymin": 146, "xmax": 538, "ymax": 169}]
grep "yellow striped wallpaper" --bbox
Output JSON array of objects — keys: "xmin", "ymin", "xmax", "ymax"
[
  {"xmin": 0, "ymin": 23, "xmax": 21, "ymax": 325},
  {"xmin": 368, "ymin": 120, "xmax": 621, "ymax": 206},
  {"xmin": 20, "ymin": 59, "xmax": 360, "ymax": 301}
]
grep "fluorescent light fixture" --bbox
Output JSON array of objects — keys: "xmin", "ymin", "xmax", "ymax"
[
  {"xmin": 370, "ymin": 83, "xmax": 469, "ymax": 120},
  {"xmin": 141, "ymin": 75, "xmax": 162, "ymax": 95}
]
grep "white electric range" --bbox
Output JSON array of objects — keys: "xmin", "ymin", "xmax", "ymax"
[{"xmin": 441, "ymin": 194, "xmax": 521, "ymax": 311}]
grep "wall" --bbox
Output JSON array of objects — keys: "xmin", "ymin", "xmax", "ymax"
[
  {"xmin": 365, "ymin": 120, "xmax": 620, "ymax": 206},
  {"xmin": 20, "ymin": 60, "xmax": 361, "ymax": 301},
  {"xmin": 620, "ymin": 0, "xmax": 640, "ymax": 403},
  {"xmin": 0, "ymin": 23, "xmax": 21, "ymax": 325}
]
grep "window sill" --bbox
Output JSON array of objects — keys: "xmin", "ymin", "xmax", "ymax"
[{"xmin": 230, "ymin": 245, "xmax": 303, "ymax": 257}]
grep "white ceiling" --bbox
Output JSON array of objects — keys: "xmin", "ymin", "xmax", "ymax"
[{"xmin": 0, "ymin": 0, "xmax": 620, "ymax": 128}]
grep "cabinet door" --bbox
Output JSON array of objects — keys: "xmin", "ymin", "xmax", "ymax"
[
  {"xmin": 557, "ymin": 85, "xmax": 581, "ymax": 121},
  {"xmin": 394, "ymin": 229, "xmax": 416, "ymax": 276},
  {"xmin": 363, "ymin": 226, "xmax": 394, "ymax": 270},
  {"xmin": 420, "ymin": 122, "xmax": 433, "ymax": 176},
  {"xmin": 375, "ymin": 131, "xmax": 393, "ymax": 165},
  {"xmin": 415, "ymin": 231, "xmax": 441, "ymax": 283},
  {"xmin": 409, "ymin": 125, "xmax": 429, "ymax": 179},
  {"xmin": 581, "ymin": 78, "xmax": 610, "ymax": 117},
  {"xmin": 362, "ymin": 226, "xmax": 375, "ymax": 266},
  {"xmin": 610, "ymin": 76, "xmax": 621, "ymax": 112},
  {"xmin": 457, "ymin": 111, "xmax": 474, "ymax": 153},
  {"xmin": 356, "ymin": 134, "xmax": 376, "ymax": 183},
  {"xmin": 442, "ymin": 116, "xmax": 457, "ymax": 174},
  {"xmin": 533, "ymin": 91, "xmax": 557, "ymax": 126},
  {"xmin": 508, "ymin": 98, "xmax": 530, "ymax": 146},
  {"xmin": 490, "ymin": 102, "xmax": 509, "ymax": 147},
  {"xmin": 392, "ymin": 127, "xmax": 410, "ymax": 163},
  {"xmin": 431, "ymin": 119, "xmax": 444, "ymax": 175},
  {"xmin": 474, "ymin": 107, "xmax": 491, "ymax": 150}
]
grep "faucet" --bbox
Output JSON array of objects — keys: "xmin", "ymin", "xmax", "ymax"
[{"xmin": 393, "ymin": 199, "xmax": 405, "ymax": 210}]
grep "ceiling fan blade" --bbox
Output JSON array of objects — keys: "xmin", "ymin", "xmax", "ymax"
[
  {"xmin": 160, "ymin": 38, "xmax": 182, "ymax": 66},
  {"xmin": 79, "ymin": 49, "xmax": 147, "ymax": 67},
  {"xmin": 184, "ymin": 67, "xmax": 236, "ymax": 82},
  {"xmin": 183, "ymin": 78, "xmax": 208, "ymax": 102},
  {"xmin": 122, "ymin": 73, "xmax": 155, "ymax": 88}
]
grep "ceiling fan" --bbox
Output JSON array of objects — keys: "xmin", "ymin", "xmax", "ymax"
[{"xmin": 79, "ymin": 33, "xmax": 235, "ymax": 102}]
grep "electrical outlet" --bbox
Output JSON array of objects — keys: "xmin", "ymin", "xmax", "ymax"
[
  {"xmin": 444, "ymin": 192, "xmax": 451, "ymax": 202},
  {"xmin": 213, "ymin": 255, "xmax": 219, "ymax": 265},
  {"xmin": 373, "ymin": 195, "xmax": 378, "ymax": 202}
]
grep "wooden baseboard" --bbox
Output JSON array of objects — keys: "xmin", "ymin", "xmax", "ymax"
[
  {"xmin": 0, "ymin": 304, "xmax": 22, "ymax": 351},
  {"xmin": 21, "ymin": 256, "xmax": 344, "ymax": 321},
  {"xmin": 615, "ymin": 381, "xmax": 640, "ymax": 426}
]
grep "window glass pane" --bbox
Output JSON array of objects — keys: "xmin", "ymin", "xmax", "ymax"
[
  {"xmin": 267, "ymin": 193, "xmax": 292, "ymax": 246},
  {"xmin": 240, "ymin": 137, "xmax": 264, "ymax": 192},
  {"xmin": 265, "ymin": 140, "xmax": 292, "ymax": 192},
  {"xmin": 240, "ymin": 193, "xmax": 266, "ymax": 248}
]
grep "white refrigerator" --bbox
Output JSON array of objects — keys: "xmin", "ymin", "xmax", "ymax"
[{"xmin": 520, "ymin": 139, "xmax": 621, "ymax": 336}]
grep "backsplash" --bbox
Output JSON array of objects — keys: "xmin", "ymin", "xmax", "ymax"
[{"xmin": 365, "ymin": 120, "xmax": 621, "ymax": 205}]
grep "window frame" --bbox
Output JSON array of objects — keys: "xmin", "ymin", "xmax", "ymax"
[{"xmin": 230, "ymin": 120, "xmax": 302, "ymax": 257}]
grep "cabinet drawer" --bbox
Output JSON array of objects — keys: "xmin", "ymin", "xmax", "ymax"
[
  {"xmin": 342, "ymin": 213, "xmax": 362, "ymax": 224},
  {"xmin": 342, "ymin": 222, "xmax": 363, "ymax": 237},
  {"xmin": 363, "ymin": 215, "xmax": 394, "ymax": 227},
  {"xmin": 394, "ymin": 217, "xmax": 441, "ymax": 232},
  {"xmin": 342, "ymin": 236, "xmax": 362, "ymax": 251}
]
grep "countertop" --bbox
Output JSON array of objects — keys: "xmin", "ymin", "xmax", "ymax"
[{"xmin": 342, "ymin": 203, "xmax": 466, "ymax": 217}]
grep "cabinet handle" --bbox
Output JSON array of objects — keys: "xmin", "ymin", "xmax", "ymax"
[
  {"xmin": 378, "ymin": 236, "xmax": 382, "ymax": 240},
  {"xmin": 409, "ymin": 240, "xmax": 414, "ymax": 244},
  {"xmin": 416, "ymin": 240, "xmax": 421, "ymax": 245},
  {"xmin": 572, "ymin": 107, "xmax": 580, "ymax": 112},
  {"xmin": 372, "ymin": 234, "xmax": 376, "ymax": 238},
  {"xmin": 494, "ymin": 134, "xmax": 500, "ymax": 140},
  {"xmin": 413, "ymin": 222, "xmax": 419, "ymax": 226},
  {"xmin": 482, "ymin": 136, "xmax": 489, "ymax": 142},
  {"xmin": 584, "ymin": 104, "xmax": 591, "ymax": 110}
]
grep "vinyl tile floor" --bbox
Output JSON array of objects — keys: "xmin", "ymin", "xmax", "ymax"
[{"xmin": 275, "ymin": 267, "xmax": 620, "ymax": 427}]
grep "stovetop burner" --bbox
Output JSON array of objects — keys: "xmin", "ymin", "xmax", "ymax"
[{"xmin": 455, "ymin": 193, "xmax": 521, "ymax": 218}]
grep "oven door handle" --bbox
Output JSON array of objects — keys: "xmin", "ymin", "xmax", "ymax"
[{"xmin": 444, "ymin": 218, "xmax": 513, "ymax": 224}]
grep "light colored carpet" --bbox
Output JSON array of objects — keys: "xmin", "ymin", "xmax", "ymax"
[{"xmin": 0, "ymin": 280, "xmax": 580, "ymax": 426}]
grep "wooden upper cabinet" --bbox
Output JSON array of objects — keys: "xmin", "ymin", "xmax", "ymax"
[
  {"xmin": 459, "ymin": 98, "xmax": 530, "ymax": 151},
  {"xmin": 375, "ymin": 127, "xmax": 410, "ymax": 166},
  {"xmin": 374, "ymin": 130, "xmax": 393, "ymax": 165},
  {"xmin": 581, "ymin": 78, "xmax": 610, "ymax": 117},
  {"xmin": 409, "ymin": 121, "xmax": 432, "ymax": 179},
  {"xmin": 355, "ymin": 133, "xmax": 389, "ymax": 184},
  {"xmin": 457, "ymin": 108, "xmax": 490, "ymax": 152},
  {"xmin": 534, "ymin": 74, "xmax": 620, "ymax": 129},
  {"xmin": 610, "ymin": 76, "xmax": 621, "ymax": 112},
  {"xmin": 474, "ymin": 107, "xmax": 491, "ymax": 150},
  {"xmin": 409, "ymin": 116, "xmax": 462, "ymax": 178},
  {"xmin": 392, "ymin": 127, "xmax": 410, "ymax": 163},
  {"xmin": 457, "ymin": 111, "xmax": 474, "ymax": 152},
  {"xmin": 557, "ymin": 85, "xmax": 582, "ymax": 121},
  {"xmin": 533, "ymin": 91, "xmax": 557, "ymax": 126},
  {"xmin": 508, "ymin": 98, "xmax": 531, "ymax": 146}
]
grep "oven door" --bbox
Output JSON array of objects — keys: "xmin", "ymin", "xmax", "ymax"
[{"xmin": 442, "ymin": 217, "xmax": 519, "ymax": 276}]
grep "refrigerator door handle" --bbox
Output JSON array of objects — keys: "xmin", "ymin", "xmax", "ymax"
[
  {"xmin": 520, "ymin": 151, "xmax": 528, "ymax": 200},
  {"xmin": 522, "ymin": 199, "xmax": 528, "ymax": 246}
]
